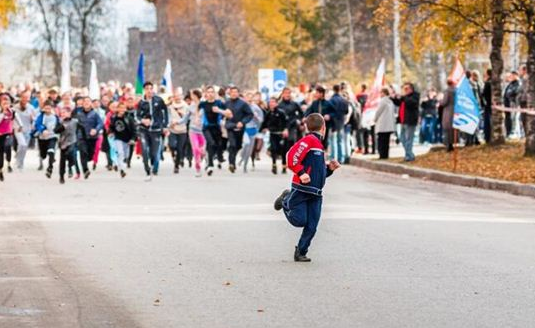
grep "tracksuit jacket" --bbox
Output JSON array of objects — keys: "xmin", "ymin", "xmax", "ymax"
[
  {"xmin": 286, "ymin": 132, "xmax": 334, "ymax": 196},
  {"xmin": 137, "ymin": 95, "xmax": 169, "ymax": 132},
  {"xmin": 225, "ymin": 98, "xmax": 253, "ymax": 131},
  {"xmin": 74, "ymin": 108, "xmax": 104, "ymax": 140}
]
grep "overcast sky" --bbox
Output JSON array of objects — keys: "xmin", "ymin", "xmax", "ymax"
[{"xmin": 0, "ymin": 0, "xmax": 156, "ymax": 51}]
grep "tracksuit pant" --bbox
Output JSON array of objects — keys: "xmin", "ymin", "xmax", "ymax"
[
  {"xmin": 227, "ymin": 129, "xmax": 244, "ymax": 167},
  {"xmin": 59, "ymin": 145, "xmax": 77, "ymax": 179},
  {"xmin": 203, "ymin": 126, "xmax": 223, "ymax": 168},
  {"xmin": 269, "ymin": 133, "xmax": 286, "ymax": 166},
  {"xmin": 282, "ymin": 189, "xmax": 323, "ymax": 256},
  {"xmin": 168, "ymin": 133, "xmax": 188, "ymax": 169},
  {"xmin": 38, "ymin": 138, "xmax": 57, "ymax": 170},
  {"xmin": 78, "ymin": 138, "xmax": 97, "ymax": 173}
]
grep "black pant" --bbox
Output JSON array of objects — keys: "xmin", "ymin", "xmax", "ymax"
[
  {"xmin": 78, "ymin": 138, "xmax": 97, "ymax": 173},
  {"xmin": 203, "ymin": 126, "xmax": 223, "ymax": 168},
  {"xmin": 269, "ymin": 133, "xmax": 286, "ymax": 165},
  {"xmin": 227, "ymin": 129, "xmax": 244, "ymax": 167},
  {"xmin": 0, "ymin": 134, "xmax": 7, "ymax": 170},
  {"xmin": 363, "ymin": 126, "xmax": 376, "ymax": 154},
  {"xmin": 59, "ymin": 145, "xmax": 76, "ymax": 178},
  {"xmin": 102, "ymin": 130, "xmax": 113, "ymax": 167},
  {"xmin": 38, "ymin": 138, "xmax": 57, "ymax": 169},
  {"xmin": 484, "ymin": 109, "xmax": 492, "ymax": 143},
  {"xmin": 505, "ymin": 112, "xmax": 513, "ymax": 136},
  {"xmin": 169, "ymin": 133, "xmax": 188, "ymax": 168},
  {"xmin": 377, "ymin": 132, "xmax": 392, "ymax": 159},
  {"xmin": 128, "ymin": 142, "xmax": 135, "ymax": 166}
]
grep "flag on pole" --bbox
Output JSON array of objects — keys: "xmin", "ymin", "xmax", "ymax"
[
  {"xmin": 135, "ymin": 53, "xmax": 145, "ymax": 96},
  {"xmin": 450, "ymin": 59, "xmax": 480, "ymax": 134},
  {"xmin": 89, "ymin": 60, "xmax": 100, "ymax": 100},
  {"xmin": 448, "ymin": 59, "xmax": 465, "ymax": 85},
  {"xmin": 362, "ymin": 58, "xmax": 386, "ymax": 128},
  {"xmin": 161, "ymin": 59, "xmax": 173, "ymax": 94},
  {"xmin": 60, "ymin": 23, "xmax": 71, "ymax": 94}
]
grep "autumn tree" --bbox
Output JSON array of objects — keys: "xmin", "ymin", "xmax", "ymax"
[
  {"xmin": 384, "ymin": 0, "xmax": 507, "ymax": 145},
  {"xmin": 27, "ymin": 0, "xmax": 111, "ymax": 84},
  {"xmin": 0, "ymin": 0, "xmax": 16, "ymax": 29}
]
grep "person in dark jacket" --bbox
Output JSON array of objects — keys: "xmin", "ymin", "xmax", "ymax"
[
  {"xmin": 279, "ymin": 87, "xmax": 303, "ymax": 173},
  {"xmin": 54, "ymin": 107, "xmax": 83, "ymax": 184},
  {"xmin": 328, "ymin": 84, "xmax": 349, "ymax": 163},
  {"xmin": 199, "ymin": 87, "xmax": 226, "ymax": 175},
  {"xmin": 440, "ymin": 80, "xmax": 456, "ymax": 152},
  {"xmin": 420, "ymin": 88, "xmax": 438, "ymax": 144},
  {"xmin": 137, "ymin": 81, "xmax": 169, "ymax": 180},
  {"xmin": 261, "ymin": 97, "xmax": 288, "ymax": 174},
  {"xmin": 273, "ymin": 113, "xmax": 341, "ymax": 262},
  {"xmin": 503, "ymin": 71, "xmax": 520, "ymax": 137},
  {"xmin": 74, "ymin": 97, "xmax": 103, "ymax": 179},
  {"xmin": 482, "ymin": 69, "xmax": 493, "ymax": 143},
  {"xmin": 110, "ymin": 102, "xmax": 137, "ymax": 178},
  {"xmin": 304, "ymin": 86, "xmax": 335, "ymax": 149},
  {"xmin": 225, "ymin": 86, "xmax": 253, "ymax": 173},
  {"xmin": 392, "ymin": 83, "xmax": 420, "ymax": 162}
]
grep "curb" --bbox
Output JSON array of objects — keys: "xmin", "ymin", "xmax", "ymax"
[{"xmin": 350, "ymin": 157, "xmax": 535, "ymax": 199}]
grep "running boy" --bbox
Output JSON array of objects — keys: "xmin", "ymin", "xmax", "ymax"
[
  {"xmin": 54, "ymin": 108, "xmax": 81, "ymax": 184},
  {"xmin": 274, "ymin": 113, "xmax": 341, "ymax": 262},
  {"xmin": 261, "ymin": 97, "xmax": 288, "ymax": 175},
  {"xmin": 34, "ymin": 100, "xmax": 60, "ymax": 179}
]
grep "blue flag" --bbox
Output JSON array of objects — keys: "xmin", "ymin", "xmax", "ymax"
[
  {"xmin": 453, "ymin": 76, "xmax": 480, "ymax": 134},
  {"xmin": 135, "ymin": 53, "xmax": 145, "ymax": 95}
]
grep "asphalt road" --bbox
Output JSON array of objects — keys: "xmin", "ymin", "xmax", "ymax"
[{"xmin": 1, "ymin": 151, "xmax": 534, "ymax": 328}]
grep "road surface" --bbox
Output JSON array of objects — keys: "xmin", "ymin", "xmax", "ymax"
[{"xmin": 1, "ymin": 151, "xmax": 534, "ymax": 328}]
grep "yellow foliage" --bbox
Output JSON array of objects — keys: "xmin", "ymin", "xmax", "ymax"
[
  {"xmin": 241, "ymin": 0, "xmax": 316, "ymax": 66},
  {"xmin": 0, "ymin": 0, "xmax": 16, "ymax": 29}
]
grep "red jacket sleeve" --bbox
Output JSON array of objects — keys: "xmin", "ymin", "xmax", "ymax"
[{"xmin": 286, "ymin": 137, "xmax": 311, "ymax": 177}]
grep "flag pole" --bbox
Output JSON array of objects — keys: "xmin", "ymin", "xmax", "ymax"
[{"xmin": 453, "ymin": 129, "xmax": 459, "ymax": 172}]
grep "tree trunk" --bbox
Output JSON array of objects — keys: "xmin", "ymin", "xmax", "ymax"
[
  {"xmin": 80, "ymin": 16, "xmax": 90, "ymax": 81},
  {"xmin": 344, "ymin": 0, "xmax": 356, "ymax": 71},
  {"xmin": 524, "ymin": 28, "xmax": 535, "ymax": 156},
  {"xmin": 489, "ymin": 0, "xmax": 506, "ymax": 145}
]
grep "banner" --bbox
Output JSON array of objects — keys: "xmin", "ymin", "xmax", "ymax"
[
  {"xmin": 161, "ymin": 59, "xmax": 173, "ymax": 95},
  {"xmin": 60, "ymin": 23, "xmax": 71, "ymax": 94},
  {"xmin": 89, "ymin": 60, "xmax": 99, "ymax": 100},
  {"xmin": 258, "ymin": 69, "xmax": 287, "ymax": 102},
  {"xmin": 451, "ymin": 60, "xmax": 480, "ymax": 134},
  {"xmin": 362, "ymin": 58, "xmax": 386, "ymax": 128}
]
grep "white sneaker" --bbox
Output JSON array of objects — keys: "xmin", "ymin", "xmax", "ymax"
[
  {"xmin": 195, "ymin": 171, "xmax": 202, "ymax": 178},
  {"xmin": 144, "ymin": 173, "xmax": 152, "ymax": 182}
]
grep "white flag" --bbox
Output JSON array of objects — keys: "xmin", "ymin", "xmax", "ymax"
[
  {"xmin": 60, "ymin": 23, "xmax": 71, "ymax": 94},
  {"xmin": 89, "ymin": 60, "xmax": 100, "ymax": 100},
  {"xmin": 162, "ymin": 59, "xmax": 173, "ymax": 94}
]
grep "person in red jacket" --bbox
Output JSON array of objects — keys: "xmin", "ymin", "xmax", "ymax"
[{"xmin": 273, "ymin": 113, "xmax": 341, "ymax": 262}]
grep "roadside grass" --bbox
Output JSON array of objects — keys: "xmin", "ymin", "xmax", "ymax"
[{"xmin": 390, "ymin": 142, "xmax": 535, "ymax": 184}]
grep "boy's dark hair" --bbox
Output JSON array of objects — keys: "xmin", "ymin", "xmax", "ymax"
[
  {"xmin": 143, "ymin": 81, "xmax": 153, "ymax": 88},
  {"xmin": 306, "ymin": 113, "xmax": 325, "ymax": 133},
  {"xmin": 333, "ymin": 84, "xmax": 341, "ymax": 93},
  {"xmin": 43, "ymin": 100, "xmax": 55, "ymax": 108},
  {"xmin": 192, "ymin": 89, "xmax": 203, "ymax": 99},
  {"xmin": 315, "ymin": 86, "xmax": 326, "ymax": 95},
  {"xmin": 229, "ymin": 86, "xmax": 239, "ymax": 92}
]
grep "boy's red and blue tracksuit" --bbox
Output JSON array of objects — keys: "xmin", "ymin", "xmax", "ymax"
[{"xmin": 283, "ymin": 132, "xmax": 334, "ymax": 256}]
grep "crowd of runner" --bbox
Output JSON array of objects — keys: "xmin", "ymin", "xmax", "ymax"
[
  {"xmin": 0, "ymin": 81, "xmax": 364, "ymax": 183},
  {"xmin": 2, "ymin": 66, "xmax": 528, "ymax": 184}
]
